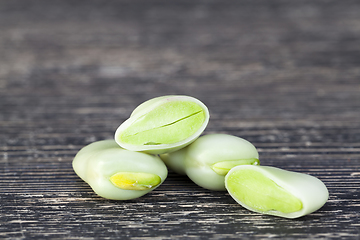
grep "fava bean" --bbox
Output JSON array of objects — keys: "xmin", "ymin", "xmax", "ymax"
[
  {"xmin": 73, "ymin": 140, "xmax": 168, "ymax": 200},
  {"xmin": 225, "ymin": 165, "xmax": 329, "ymax": 218},
  {"xmin": 115, "ymin": 95, "xmax": 210, "ymax": 154},
  {"xmin": 160, "ymin": 134, "xmax": 259, "ymax": 191}
]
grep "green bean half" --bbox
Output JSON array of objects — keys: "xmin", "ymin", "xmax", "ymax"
[
  {"xmin": 115, "ymin": 95, "xmax": 210, "ymax": 154},
  {"xmin": 225, "ymin": 165, "xmax": 329, "ymax": 218}
]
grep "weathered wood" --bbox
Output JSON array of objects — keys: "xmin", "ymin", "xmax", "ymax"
[{"xmin": 1, "ymin": 0, "xmax": 360, "ymax": 239}]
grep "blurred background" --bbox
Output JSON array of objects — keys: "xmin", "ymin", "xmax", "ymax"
[{"xmin": 1, "ymin": 0, "xmax": 359, "ymax": 148}]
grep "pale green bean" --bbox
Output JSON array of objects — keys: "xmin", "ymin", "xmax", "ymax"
[
  {"xmin": 73, "ymin": 140, "xmax": 168, "ymax": 200},
  {"xmin": 160, "ymin": 134, "xmax": 259, "ymax": 191},
  {"xmin": 225, "ymin": 165, "xmax": 329, "ymax": 218},
  {"xmin": 115, "ymin": 95, "xmax": 210, "ymax": 154}
]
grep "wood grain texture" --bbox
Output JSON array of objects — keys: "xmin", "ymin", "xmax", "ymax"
[{"xmin": 1, "ymin": 0, "xmax": 360, "ymax": 239}]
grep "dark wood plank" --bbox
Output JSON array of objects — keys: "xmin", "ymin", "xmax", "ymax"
[{"xmin": 1, "ymin": 0, "xmax": 360, "ymax": 239}]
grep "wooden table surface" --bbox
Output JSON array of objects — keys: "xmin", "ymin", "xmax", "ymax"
[{"xmin": 1, "ymin": 0, "xmax": 360, "ymax": 239}]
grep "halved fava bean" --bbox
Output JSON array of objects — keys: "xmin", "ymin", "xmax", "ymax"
[
  {"xmin": 225, "ymin": 165, "xmax": 329, "ymax": 218},
  {"xmin": 72, "ymin": 140, "xmax": 167, "ymax": 200},
  {"xmin": 161, "ymin": 134, "xmax": 259, "ymax": 191},
  {"xmin": 115, "ymin": 95, "xmax": 210, "ymax": 154}
]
